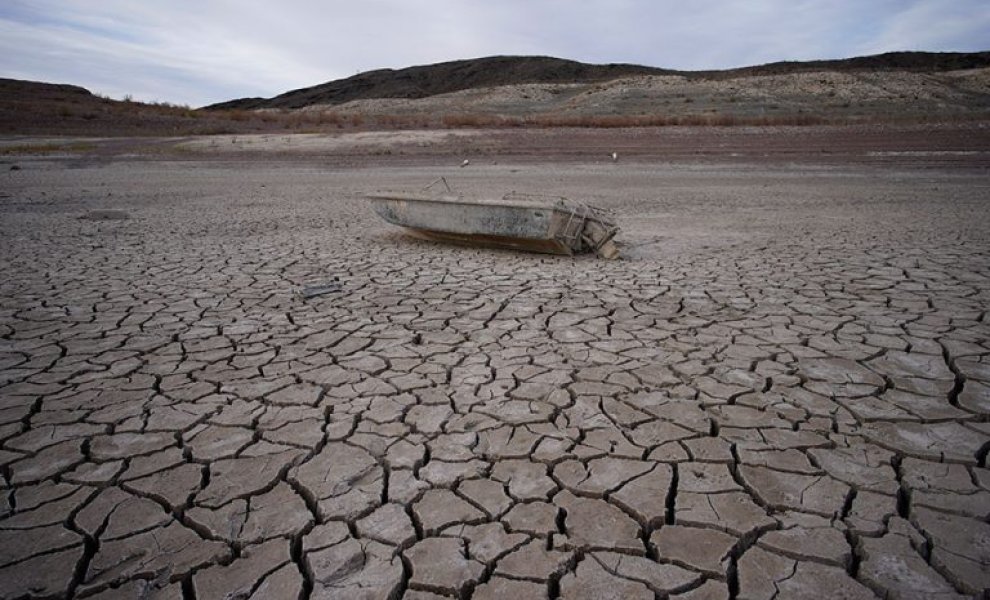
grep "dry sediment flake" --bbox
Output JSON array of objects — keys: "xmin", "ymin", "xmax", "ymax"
[
  {"xmin": 0, "ymin": 161, "xmax": 988, "ymax": 598},
  {"xmin": 289, "ymin": 441, "xmax": 383, "ymax": 519},
  {"xmin": 736, "ymin": 546, "xmax": 874, "ymax": 600}
]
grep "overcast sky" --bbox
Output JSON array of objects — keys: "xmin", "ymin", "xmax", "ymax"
[{"xmin": 1, "ymin": 0, "xmax": 987, "ymax": 107}]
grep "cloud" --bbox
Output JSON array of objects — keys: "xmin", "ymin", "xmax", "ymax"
[
  {"xmin": 863, "ymin": 0, "xmax": 990, "ymax": 54},
  {"xmin": 0, "ymin": 0, "xmax": 987, "ymax": 107}
]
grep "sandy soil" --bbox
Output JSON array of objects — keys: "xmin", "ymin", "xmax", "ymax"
[
  {"xmin": 1, "ymin": 134, "xmax": 989, "ymax": 598},
  {"xmin": 4, "ymin": 121, "xmax": 989, "ymax": 170},
  {"xmin": 315, "ymin": 67, "xmax": 990, "ymax": 121}
]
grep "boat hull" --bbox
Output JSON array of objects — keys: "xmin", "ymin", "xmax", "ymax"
[
  {"xmin": 407, "ymin": 228, "xmax": 574, "ymax": 255},
  {"xmin": 368, "ymin": 193, "xmax": 619, "ymax": 258}
]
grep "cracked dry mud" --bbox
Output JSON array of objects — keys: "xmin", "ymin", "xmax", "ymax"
[{"xmin": 0, "ymin": 158, "xmax": 988, "ymax": 599}]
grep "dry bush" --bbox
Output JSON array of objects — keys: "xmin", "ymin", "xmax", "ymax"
[
  {"xmin": 525, "ymin": 114, "xmax": 670, "ymax": 127},
  {"xmin": 226, "ymin": 109, "xmax": 251, "ymax": 122},
  {"xmin": 442, "ymin": 113, "xmax": 507, "ymax": 127},
  {"xmin": 0, "ymin": 142, "xmax": 95, "ymax": 155},
  {"xmin": 317, "ymin": 111, "xmax": 343, "ymax": 126},
  {"xmin": 149, "ymin": 100, "xmax": 192, "ymax": 111},
  {"xmin": 434, "ymin": 111, "xmax": 836, "ymax": 129},
  {"xmin": 375, "ymin": 114, "xmax": 425, "ymax": 128},
  {"xmin": 212, "ymin": 108, "xmax": 370, "ymax": 131}
]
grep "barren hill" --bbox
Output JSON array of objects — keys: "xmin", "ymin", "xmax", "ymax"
[
  {"xmin": 2, "ymin": 51, "xmax": 989, "ymax": 136},
  {"xmin": 206, "ymin": 51, "xmax": 990, "ymax": 111},
  {"xmin": 205, "ymin": 56, "xmax": 673, "ymax": 110},
  {"xmin": 0, "ymin": 78, "xmax": 240, "ymax": 136}
]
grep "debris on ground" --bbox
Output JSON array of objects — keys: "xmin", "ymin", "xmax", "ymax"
[
  {"xmin": 79, "ymin": 209, "xmax": 129, "ymax": 220},
  {"xmin": 300, "ymin": 278, "xmax": 342, "ymax": 298}
]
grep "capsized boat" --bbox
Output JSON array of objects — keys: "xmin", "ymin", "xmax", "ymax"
[{"xmin": 367, "ymin": 190, "xmax": 620, "ymax": 259}]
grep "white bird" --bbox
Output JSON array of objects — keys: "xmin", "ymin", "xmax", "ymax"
[
  {"xmin": 460, "ymin": 159, "xmax": 470, "ymax": 167},
  {"xmin": 611, "ymin": 152, "xmax": 619, "ymax": 162}
]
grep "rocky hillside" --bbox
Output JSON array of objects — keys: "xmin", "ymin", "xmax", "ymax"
[
  {"xmin": 206, "ymin": 51, "xmax": 990, "ymax": 111},
  {"xmin": 325, "ymin": 65, "xmax": 990, "ymax": 125},
  {"xmin": 2, "ymin": 51, "xmax": 989, "ymax": 136},
  {"xmin": 206, "ymin": 56, "xmax": 673, "ymax": 110},
  {"xmin": 0, "ymin": 78, "xmax": 303, "ymax": 136}
]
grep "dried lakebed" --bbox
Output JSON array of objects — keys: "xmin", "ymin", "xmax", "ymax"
[{"xmin": 0, "ymin": 159, "xmax": 988, "ymax": 599}]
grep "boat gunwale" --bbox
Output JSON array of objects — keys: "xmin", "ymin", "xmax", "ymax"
[
  {"xmin": 367, "ymin": 190, "xmax": 620, "ymax": 258},
  {"xmin": 367, "ymin": 192, "xmax": 573, "ymax": 212}
]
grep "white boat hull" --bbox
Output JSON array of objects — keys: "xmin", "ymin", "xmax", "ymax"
[{"xmin": 368, "ymin": 192, "xmax": 619, "ymax": 258}]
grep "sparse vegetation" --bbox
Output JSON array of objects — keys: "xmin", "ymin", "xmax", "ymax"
[
  {"xmin": 437, "ymin": 112, "xmax": 831, "ymax": 128},
  {"xmin": 3, "ymin": 50, "xmax": 989, "ymax": 137},
  {"xmin": 0, "ymin": 142, "xmax": 95, "ymax": 155}
]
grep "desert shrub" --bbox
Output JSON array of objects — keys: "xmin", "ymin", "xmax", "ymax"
[
  {"xmin": 375, "ymin": 114, "xmax": 397, "ymax": 127},
  {"xmin": 317, "ymin": 111, "xmax": 343, "ymax": 126},
  {"xmin": 376, "ymin": 114, "xmax": 429, "ymax": 128},
  {"xmin": 442, "ymin": 113, "xmax": 506, "ymax": 127},
  {"xmin": 0, "ymin": 142, "xmax": 94, "ymax": 155}
]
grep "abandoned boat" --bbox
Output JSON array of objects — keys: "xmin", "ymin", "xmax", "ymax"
[{"xmin": 367, "ymin": 190, "xmax": 620, "ymax": 259}]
